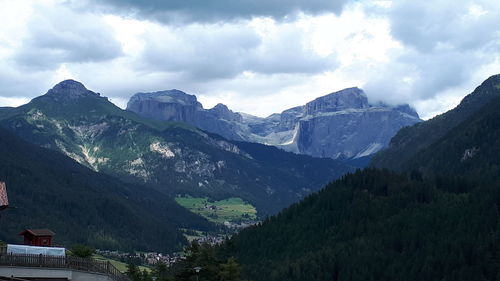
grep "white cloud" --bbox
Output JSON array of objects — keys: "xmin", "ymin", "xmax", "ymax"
[
  {"xmin": 12, "ymin": 2, "xmax": 123, "ymax": 70},
  {"xmin": 389, "ymin": 0, "xmax": 500, "ymax": 52},
  {"xmin": 0, "ymin": 0, "xmax": 499, "ymax": 120},
  {"xmin": 133, "ymin": 18, "xmax": 337, "ymax": 81},
  {"xmin": 359, "ymin": 0, "xmax": 500, "ymax": 117}
]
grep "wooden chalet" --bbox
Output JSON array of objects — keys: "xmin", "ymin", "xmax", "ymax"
[{"xmin": 19, "ymin": 229, "xmax": 55, "ymax": 247}]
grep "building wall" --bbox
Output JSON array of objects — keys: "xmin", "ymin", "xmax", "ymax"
[
  {"xmin": 23, "ymin": 236, "xmax": 53, "ymax": 247},
  {"xmin": 0, "ymin": 266, "xmax": 113, "ymax": 281}
]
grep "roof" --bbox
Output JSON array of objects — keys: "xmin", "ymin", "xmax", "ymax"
[{"xmin": 19, "ymin": 229, "xmax": 56, "ymax": 237}]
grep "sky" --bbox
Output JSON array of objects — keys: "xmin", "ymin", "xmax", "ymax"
[{"xmin": 0, "ymin": 0, "xmax": 499, "ymax": 119}]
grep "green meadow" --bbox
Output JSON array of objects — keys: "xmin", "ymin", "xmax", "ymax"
[{"xmin": 175, "ymin": 196, "xmax": 257, "ymax": 224}]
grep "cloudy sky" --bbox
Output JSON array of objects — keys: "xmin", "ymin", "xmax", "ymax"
[{"xmin": 0, "ymin": 0, "xmax": 499, "ymax": 119}]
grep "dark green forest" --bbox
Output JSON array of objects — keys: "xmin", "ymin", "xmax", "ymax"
[
  {"xmin": 2, "ymin": 74, "xmax": 500, "ymax": 280},
  {"xmin": 0, "ymin": 127, "xmax": 215, "ymax": 252},
  {"xmin": 0, "ymin": 82, "xmax": 354, "ymax": 216},
  {"xmin": 225, "ymin": 169, "xmax": 500, "ymax": 281},
  {"xmin": 371, "ymin": 74, "xmax": 500, "ymax": 170},
  {"xmin": 401, "ymin": 96, "xmax": 500, "ymax": 181},
  {"xmin": 222, "ymin": 74, "xmax": 500, "ymax": 281}
]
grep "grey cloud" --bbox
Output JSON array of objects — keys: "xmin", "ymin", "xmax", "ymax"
[
  {"xmin": 362, "ymin": 0, "xmax": 500, "ymax": 110},
  {"xmin": 139, "ymin": 24, "xmax": 260, "ymax": 79},
  {"xmin": 138, "ymin": 23, "xmax": 336, "ymax": 80},
  {"xmin": 364, "ymin": 50, "xmax": 480, "ymax": 106},
  {"xmin": 248, "ymin": 25, "xmax": 335, "ymax": 74},
  {"xmin": 0, "ymin": 65, "xmax": 54, "ymax": 98},
  {"xmin": 389, "ymin": 0, "xmax": 500, "ymax": 52},
  {"xmin": 81, "ymin": 0, "xmax": 348, "ymax": 23},
  {"xmin": 13, "ymin": 5, "xmax": 123, "ymax": 70}
]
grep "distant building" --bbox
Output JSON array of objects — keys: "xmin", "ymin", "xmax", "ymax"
[{"xmin": 19, "ymin": 229, "xmax": 55, "ymax": 247}]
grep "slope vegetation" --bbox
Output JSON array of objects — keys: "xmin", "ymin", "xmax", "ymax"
[
  {"xmin": 227, "ymin": 169, "xmax": 500, "ymax": 281},
  {"xmin": 372, "ymin": 74, "xmax": 500, "ymax": 170},
  {"xmin": 0, "ymin": 80, "xmax": 353, "ymax": 214},
  {"xmin": 223, "ymin": 75, "xmax": 500, "ymax": 281},
  {"xmin": 0, "ymin": 127, "xmax": 213, "ymax": 252}
]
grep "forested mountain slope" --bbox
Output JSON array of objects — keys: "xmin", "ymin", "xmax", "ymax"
[
  {"xmin": 225, "ymin": 169, "xmax": 500, "ymax": 281},
  {"xmin": 0, "ymin": 80, "xmax": 353, "ymax": 215},
  {"xmin": 397, "ymin": 95, "xmax": 500, "ymax": 183},
  {"xmin": 0, "ymin": 127, "xmax": 214, "ymax": 252},
  {"xmin": 372, "ymin": 74, "xmax": 500, "ymax": 170},
  {"xmin": 223, "ymin": 75, "xmax": 500, "ymax": 281}
]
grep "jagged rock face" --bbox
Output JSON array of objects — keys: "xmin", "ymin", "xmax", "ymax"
[
  {"xmin": 127, "ymin": 90, "xmax": 202, "ymax": 123},
  {"xmin": 45, "ymin": 79, "xmax": 100, "ymax": 99},
  {"xmin": 293, "ymin": 88, "xmax": 421, "ymax": 159},
  {"xmin": 296, "ymin": 107, "xmax": 420, "ymax": 159},
  {"xmin": 126, "ymin": 87, "xmax": 422, "ymax": 159},
  {"xmin": 0, "ymin": 80, "xmax": 354, "ymax": 215},
  {"xmin": 278, "ymin": 106, "xmax": 304, "ymax": 131},
  {"xmin": 208, "ymin": 103, "xmax": 242, "ymax": 122},
  {"xmin": 305, "ymin": 87, "xmax": 369, "ymax": 114},
  {"xmin": 127, "ymin": 90, "xmax": 246, "ymax": 140}
]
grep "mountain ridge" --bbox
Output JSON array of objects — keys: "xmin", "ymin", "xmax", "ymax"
[
  {"xmin": 0, "ymin": 80, "xmax": 354, "ymax": 215},
  {"xmin": 0, "ymin": 126, "xmax": 214, "ymax": 252},
  {"xmin": 372, "ymin": 73, "xmax": 500, "ymax": 170},
  {"xmin": 126, "ymin": 87, "xmax": 421, "ymax": 160},
  {"xmin": 221, "ymin": 74, "xmax": 500, "ymax": 281}
]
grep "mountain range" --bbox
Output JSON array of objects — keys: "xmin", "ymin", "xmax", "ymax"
[
  {"xmin": 221, "ymin": 74, "xmax": 500, "ymax": 281},
  {"xmin": 127, "ymin": 87, "xmax": 421, "ymax": 160},
  {"xmin": 0, "ymin": 126, "xmax": 214, "ymax": 252},
  {"xmin": 3, "ymin": 73, "xmax": 499, "ymax": 279},
  {"xmin": 0, "ymin": 80, "xmax": 353, "ymax": 215}
]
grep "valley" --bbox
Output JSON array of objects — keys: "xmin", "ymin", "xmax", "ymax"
[
  {"xmin": 1, "ymin": 75, "xmax": 500, "ymax": 281},
  {"xmin": 1, "ymin": 2, "xmax": 498, "ymax": 281},
  {"xmin": 0, "ymin": 80, "xmax": 354, "ymax": 216},
  {"xmin": 175, "ymin": 196, "xmax": 258, "ymax": 225}
]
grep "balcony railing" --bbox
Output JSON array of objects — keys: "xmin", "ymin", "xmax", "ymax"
[{"xmin": 0, "ymin": 252, "xmax": 130, "ymax": 281}]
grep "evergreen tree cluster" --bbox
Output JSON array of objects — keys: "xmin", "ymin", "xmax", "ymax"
[
  {"xmin": 0, "ymin": 127, "xmax": 214, "ymax": 252},
  {"xmin": 226, "ymin": 169, "xmax": 500, "ymax": 280},
  {"xmin": 223, "ymin": 74, "xmax": 500, "ymax": 281}
]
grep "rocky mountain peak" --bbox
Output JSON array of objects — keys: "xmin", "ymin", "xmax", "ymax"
[
  {"xmin": 394, "ymin": 104, "xmax": 419, "ymax": 118},
  {"xmin": 305, "ymin": 87, "xmax": 369, "ymax": 115},
  {"xmin": 127, "ymin": 89, "xmax": 201, "ymax": 108},
  {"xmin": 46, "ymin": 80, "xmax": 99, "ymax": 99},
  {"xmin": 208, "ymin": 103, "xmax": 242, "ymax": 122},
  {"xmin": 126, "ymin": 85, "xmax": 422, "ymax": 159}
]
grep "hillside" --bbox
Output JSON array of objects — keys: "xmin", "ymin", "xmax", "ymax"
[
  {"xmin": 222, "ymin": 75, "xmax": 500, "ymax": 281},
  {"xmin": 396, "ymin": 95, "xmax": 500, "ymax": 183},
  {"xmin": 371, "ymin": 74, "xmax": 500, "ymax": 170},
  {"xmin": 0, "ymin": 127, "xmax": 214, "ymax": 252},
  {"xmin": 0, "ymin": 80, "xmax": 354, "ymax": 215},
  {"xmin": 225, "ymin": 169, "xmax": 500, "ymax": 281}
]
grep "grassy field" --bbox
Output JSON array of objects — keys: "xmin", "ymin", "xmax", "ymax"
[
  {"xmin": 93, "ymin": 255, "xmax": 151, "ymax": 273},
  {"xmin": 180, "ymin": 228, "xmax": 206, "ymax": 242},
  {"xmin": 175, "ymin": 196, "xmax": 257, "ymax": 224}
]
